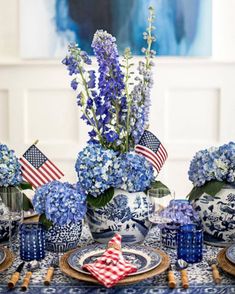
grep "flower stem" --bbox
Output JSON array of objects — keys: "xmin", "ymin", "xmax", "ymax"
[
  {"xmin": 145, "ymin": 6, "xmax": 155, "ymax": 69},
  {"xmin": 78, "ymin": 66, "xmax": 104, "ymax": 145}
]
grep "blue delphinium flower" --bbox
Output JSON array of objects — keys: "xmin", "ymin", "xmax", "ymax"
[
  {"xmin": 91, "ymin": 30, "xmax": 127, "ymax": 149},
  {"xmin": 33, "ymin": 181, "xmax": 86, "ymax": 226},
  {"xmin": 0, "ymin": 144, "xmax": 22, "ymax": 187},
  {"xmin": 114, "ymin": 152, "xmax": 155, "ymax": 192},
  {"xmin": 188, "ymin": 142, "xmax": 235, "ymax": 187},
  {"xmin": 75, "ymin": 143, "xmax": 118, "ymax": 196},
  {"xmin": 63, "ymin": 7, "xmax": 156, "ymax": 153}
]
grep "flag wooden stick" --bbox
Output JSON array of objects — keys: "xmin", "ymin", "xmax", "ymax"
[{"xmin": 33, "ymin": 140, "xmax": 39, "ymax": 146}]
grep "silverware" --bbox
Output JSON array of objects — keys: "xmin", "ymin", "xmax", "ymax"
[
  {"xmin": 8, "ymin": 261, "xmax": 25, "ymax": 289},
  {"xmin": 167, "ymin": 264, "xmax": 176, "ymax": 289},
  {"xmin": 207, "ymin": 258, "xmax": 222, "ymax": 284},
  {"xmin": 176, "ymin": 259, "xmax": 189, "ymax": 289},
  {"xmin": 21, "ymin": 260, "xmax": 40, "ymax": 291},
  {"xmin": 44, "ymin": 256, "xmax": 59, "ymax": 286}
]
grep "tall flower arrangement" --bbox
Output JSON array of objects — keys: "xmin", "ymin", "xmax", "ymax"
[
  {"xmin": 63, "ymin": 7, "xmax": 156, "ymax": 153},
  {"xmin": 63, "ymin": 7, "xmax": 162, "ymax": 207}
]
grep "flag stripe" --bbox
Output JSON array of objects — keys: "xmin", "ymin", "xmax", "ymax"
[
  {"xmin": 20, "ymin": 144, "xmax": 64, "ymax": 189},
  {"xmin": 159, "ymin": 145, "xmax": 168, "ymax": 161},
  {"xmin": 22, "ymin": 173, "xmax": 38, "ymax": 189},
  {"xmin": 48, "ymin": 160, "xmax": 64, "ymax": 177},
  {"xmin": 44, "ymin": 161, "xmax": 61, "ymax": 179},
  {"xmin": 20, "ymin": 158, "xmax": 44, "ymax": 185},
  {"xmin": 134, "ymin": 130, "xmax": 168, "ymax": 173},
  {"xmin": 160, "ymin": 144, "xmax": 168, "ymax": 157},
  {"xmin": 156, "ymin": 147, "xmax": 165, "ymax": 164},
  {"xmin": 41, "ymin": 165, "xmax": 57, "ymax": 181},
  {"xmin": 135, "ymin": 146, "xmax": 161, "ymax": 172},
  {"xmin": 137, "ymin": 144, "xmax": 166, "ymax": 162},
  {"xmin": 20, "ymin": 158, "xmax": 47, "ymax": 185},
  {"xmin": 21, "ymin": 165, "xmax": 45, "ymax": 187},
  {"xmin": 20, "ymin": 164, "xmax": 43, "ymax": 188},
  {"xmin": 143, "ymin": 155, "xmax": 160, "ymax": 172},
  {"xmin": 135, "ymin": 145, "xmax": 162, "ymax": 170},
  {"xmin": 39, "ymin": 166, "xmax": 54, "ymax": 182},
  {"xmin": 36, "ymin": 167, "xmax": 52, "ymax": 182},
  {"xmin": 135, "ymin": 148, "xmax": 160, "ymax": 170}
]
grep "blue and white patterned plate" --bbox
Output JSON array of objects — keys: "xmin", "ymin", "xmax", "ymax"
[
  {"xmin": 0, "ymin": 247, "xmax": 6, "ymax": 265},
  {"xmin": 226, "ymin": 244, "xmax": 235, "ymax": 264},
  {"xmin": 68, "ymin": 244, "xmax": 162, "ymax": 276}
]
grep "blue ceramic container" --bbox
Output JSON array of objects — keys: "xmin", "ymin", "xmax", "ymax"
[
  {"xmin": 87, "ymin": 189, "xmax": 152, "ymax": 244},
  {"xmin": 193, "ymin": 184, "xmax": 235, "ymax": 247},
  {"xmin": 45, "ymin": 221, "xmax": 82, "ymax": 252}
]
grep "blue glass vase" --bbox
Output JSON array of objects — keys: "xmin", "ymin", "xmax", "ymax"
[
  {"xmin": 19, "ymin": 222, "xmax": 45, "ymax": 261},
  {"xmin": 177, "ymin": 224, "xmax": 203, "ymax": 263}
]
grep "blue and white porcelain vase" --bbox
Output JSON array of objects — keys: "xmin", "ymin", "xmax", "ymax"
[
  {"xmin": 0, "ymin": 186, "xmax": 23, "ymax": 244},
  {"xmin": 45, "ymin": 221, "xmax": 82, "ymax": 252},
  {"xmin": 86, "ymin": 189, "xmax": 152, "ymax": 244},
  {"xmin": 193, "ymin": 184, "xmax": 235, "ymax": 246}
]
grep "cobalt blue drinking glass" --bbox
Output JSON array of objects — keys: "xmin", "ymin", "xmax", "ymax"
[
  {"xmin": 177, "ymin": 224, "xmax": 203, "ymax": 263},
  {"xmin": 19, "ymin": 222, "xmax": 45, "ymax": 261}
]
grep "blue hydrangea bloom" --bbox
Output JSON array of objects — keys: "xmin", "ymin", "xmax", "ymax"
[
  {"xmin": 113, "ymin": 152, "xmax": 155, "ymax": 192},
  {"xmin": 32, "ymin": 181, "xmax": 87, "ymax": 226},
  {"xmin": 0, "ymin": 144, "xmax": 22, "ymax": 187},
  {"xmin": 188, "ymin": 142, "xmax": 235, "ymax": 187},
  {"xmin": 75, "ymin": 144, "xmax": 118, "ymax": 197}
]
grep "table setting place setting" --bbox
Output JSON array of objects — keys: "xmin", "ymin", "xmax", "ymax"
[{"xmin": 0, "ymin": 5, "xmax": 235, "ymax": 294}]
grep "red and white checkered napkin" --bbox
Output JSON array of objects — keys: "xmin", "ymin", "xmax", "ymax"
[{"xmin": 82, "ymin": 234, "xmax": 137, "ymax": 288}]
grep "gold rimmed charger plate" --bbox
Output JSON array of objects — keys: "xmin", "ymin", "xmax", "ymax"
[
  {"xmin": 0, "ymin": 247, "xmax": 14, "ymax": 272},
  {"xmin": 60, "ymin": 247, "xmax": 170, "ymax": 285},
  {"xmin": 217, "ymin": 248, "xmax": 235, "ymax": 277}
]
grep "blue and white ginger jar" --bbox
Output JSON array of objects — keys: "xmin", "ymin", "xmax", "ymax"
[
  {"xmin": 86, "ymin": 189, "xmax": 152, "ymax": 244},
  {"xmin": 45, "ymin": 221, "xmax": 82, "ymax": 252},
  {"xmin": 193, "ymin": 184, "xmax": 235, "ymax": 246}
]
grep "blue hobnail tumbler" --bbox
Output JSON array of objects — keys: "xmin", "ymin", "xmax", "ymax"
[
  {"xmin": 19, "ymin": 222, "xmax": 46, "ymax": 261},
  {"xmin": 177, "ymin": 224, "xmax": 203, "ymax": 263}
]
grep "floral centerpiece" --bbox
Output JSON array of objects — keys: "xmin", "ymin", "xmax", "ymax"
[
  {"xmin": 33, "ymin": 180, "xmax": 86, "ymax": 252},
  {"xmin": 63, "ymin": 7, "xmax": 168, "ymax": 243},
  {"xmin": 0, "ymin": 144, "xmax": 22, "ymax": 187},
  {"xmin": 188, "ymin": 142, "xmax": 235, "ymax": 245},
  {"xmin": 0, "ymin": 143, "xmax": 33, "ymax": 243}
]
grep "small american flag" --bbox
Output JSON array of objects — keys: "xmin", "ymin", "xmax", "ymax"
[
  {"xmin": 20, "ymin": 144, "xmax": 64, "ymax": 189},
  {"xmin": 135, "ymin": 130, "xmax": 168, "ymax": 173}
]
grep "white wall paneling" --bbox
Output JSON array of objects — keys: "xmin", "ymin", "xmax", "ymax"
[
  {"xmin": 0, "ymin": 60, "xmax": 235, "ymax": 197},
  {"xmin": 0, "ymin": 89, "xmax": 9, "ymax": 141}
]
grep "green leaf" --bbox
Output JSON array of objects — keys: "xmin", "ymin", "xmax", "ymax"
[
  {"xmin": 187, "ymin": 186, "xmax": 205, "ymax": 202},
  {"xmin": 39, "ymin": 213, "xmax": 53, "ymax": 230},
  {"xmin": 203, "ymin": 180, "xmax": 225, "ymax": 196},
  {"xmin": 149, "ymin": 180, "xmax": 171, "ymax": 194},
  {"xmin": 19, "ymin": 181, "xmax": 33, "ymax": 191},
  {"xmin": 87, "ymin": 187, "xmax": 114, "ymax": 208},
  {"xmin": 187, "ymin": 180, "xmax": 226, "ymax": 202},
  {"xmin": 22, "ymin": 194, "xmax": 34, "ymax": 211}
]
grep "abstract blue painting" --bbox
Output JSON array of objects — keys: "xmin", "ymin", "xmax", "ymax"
[{"xmin": 20, "ymin": 0, "xmax": 211, "ymax": 58}]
